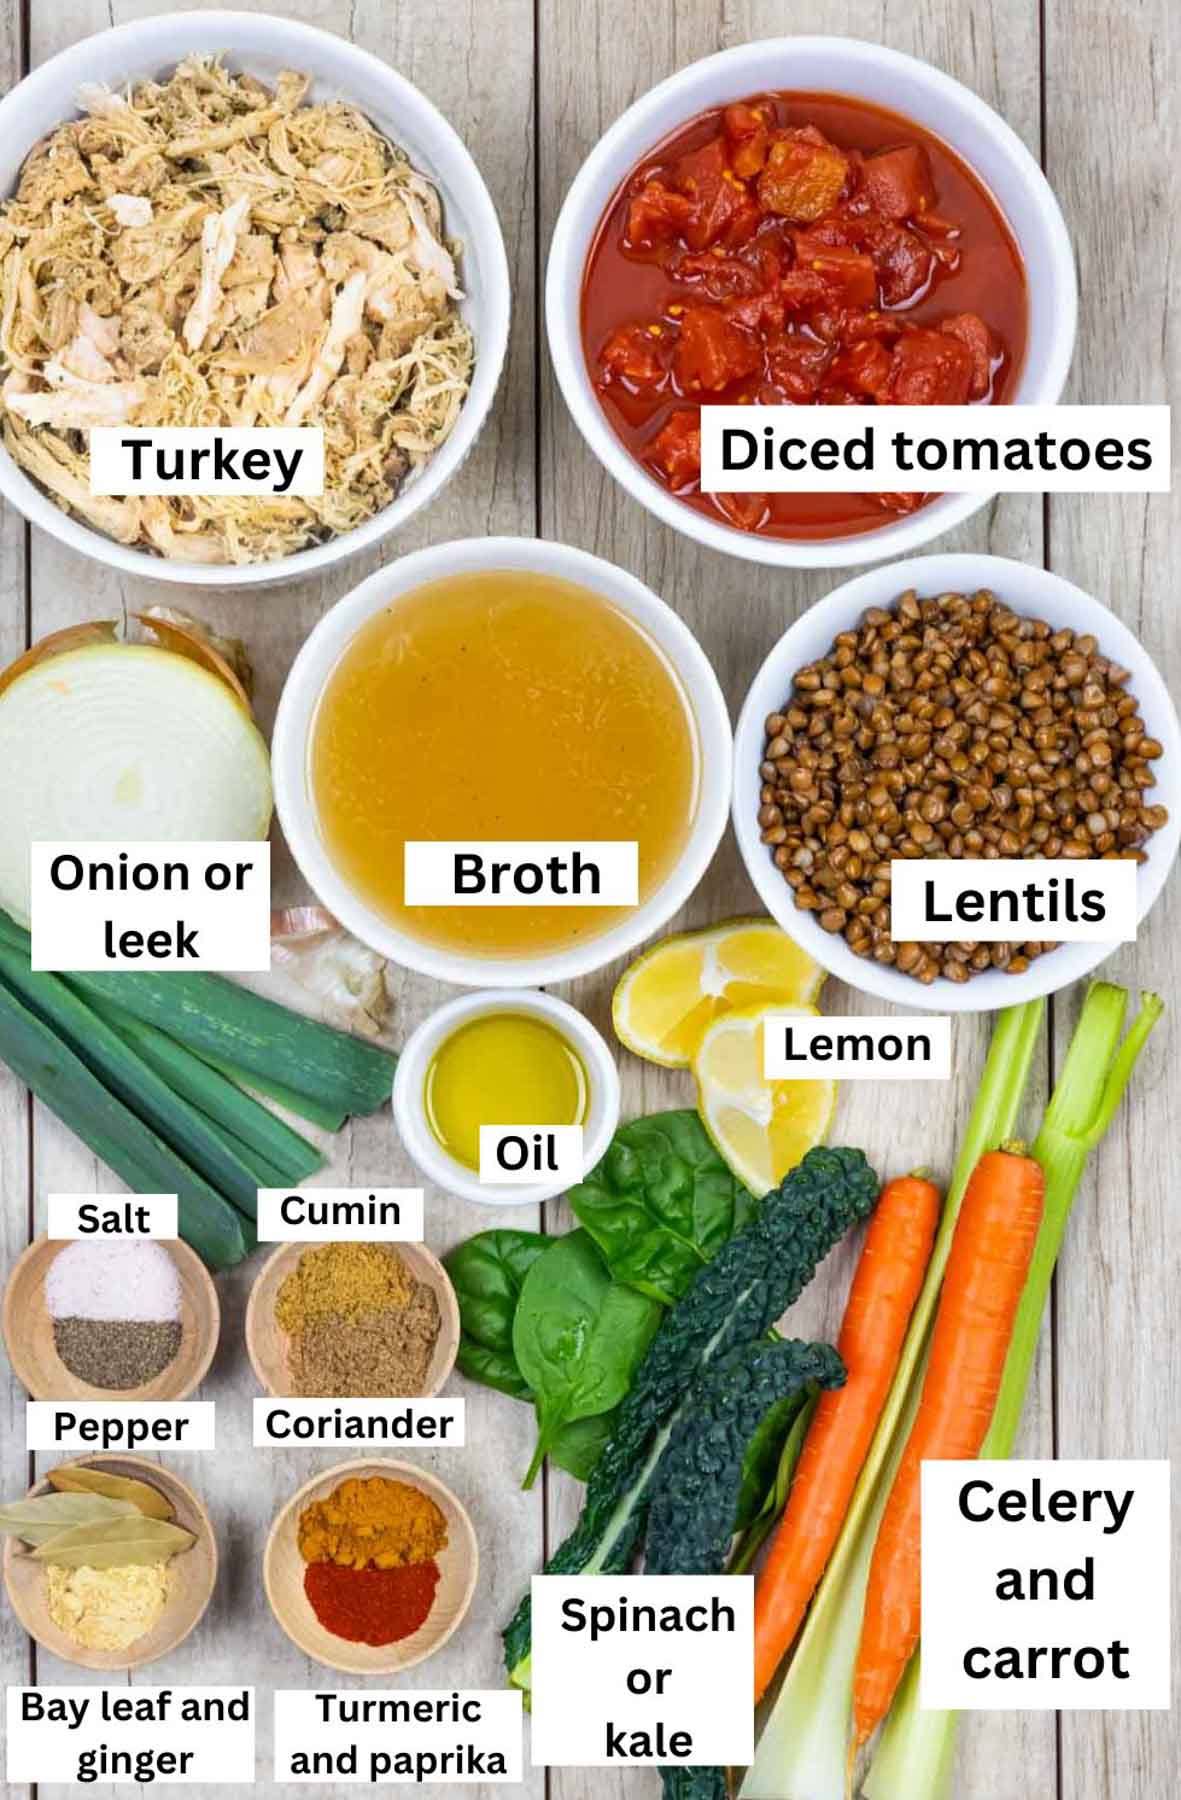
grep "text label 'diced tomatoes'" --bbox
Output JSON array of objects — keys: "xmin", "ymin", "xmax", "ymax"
[{"xmin": 581, "ymin": 92, "xmax": 1029, "ymax": 542}]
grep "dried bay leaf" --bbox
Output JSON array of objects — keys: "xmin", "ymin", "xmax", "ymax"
[
  {"xmin": 0, "ymin": 1492, "xmax": 137, "ymax": 1544},
  {"xmin": 46, "ymin": 1466, "xmax": 174, "ymax": 1520},
  {"xmin": 31, "ymin": 1515, "xmax": 194, "ymax": 1567}
]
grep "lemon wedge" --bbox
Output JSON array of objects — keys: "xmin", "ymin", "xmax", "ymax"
[
  {"xmin": 612, "ymin": 918, "xmax": 825, "ymax": 1068},
  {"xmin": 692, "ymin": 1002, "xmax": 836, "ymax": 1195}
]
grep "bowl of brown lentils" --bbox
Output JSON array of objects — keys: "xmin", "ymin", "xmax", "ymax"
[{"xmin": 733, "ymin": 554, "xmax": 1181, "ymax": 1010}]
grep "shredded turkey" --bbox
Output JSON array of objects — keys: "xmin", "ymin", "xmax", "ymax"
[{"xmin": 0, "ymin": 55, "xmax": 474, "ymax": 563}]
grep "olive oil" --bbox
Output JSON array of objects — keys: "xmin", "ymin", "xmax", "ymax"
[
  {"xmin": 309, "ymin": 570, "xmax": 699, "ymax": 957},
  {"xmin": 424, "ymin": 1012, "xmax": 589, "ymax": 1171}
]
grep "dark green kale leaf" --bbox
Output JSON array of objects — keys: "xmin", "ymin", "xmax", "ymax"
[
  {"xmin": 644, "ymin": 1338, "xmax": 845, "ymax": 1576},
  {"xmin": 644, "ymin": 1339, "xmax": 845, "ymax": 1800},
  {"xmin": 503, "ymin": 1145, "xmax": 880, "ymax": 1693}
]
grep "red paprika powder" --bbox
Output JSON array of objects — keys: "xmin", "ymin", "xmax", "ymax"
[{"xmin": 304, "ymin": 1558, "xmax": 441, "ymax": 1646}]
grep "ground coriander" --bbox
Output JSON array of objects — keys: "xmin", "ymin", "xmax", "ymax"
[{"xmin": 275, "ymin": 1242, "xmax": 441, "ymax": 1397}]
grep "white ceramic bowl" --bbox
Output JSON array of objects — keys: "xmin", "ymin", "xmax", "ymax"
[
  {"xmin": 733, "ymin": 553, "xmax": 1181, "ymax": 1012},
  {"xmin": 0, "ymin": 11, "xmax": 510, "ymax": 586},
  {"xmin": 272, "ymin": 535, "xmax": 733, "ymax": 985},
  {"xmin": 393, "ymin": 989, "xmax": 622, "ymax": 1206},
  {"xmin": 547, "ymin": 37, "xmax": 1077, "ymax": 569}
]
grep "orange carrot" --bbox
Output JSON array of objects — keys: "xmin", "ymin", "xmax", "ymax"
[
  {"xmin": 752, "ymin": 1173, "xmax": 941, "ymax": 1702},
  {"xmin": 850, "ymin": 1147, "xmax": 1044, "ymax": 1751}
]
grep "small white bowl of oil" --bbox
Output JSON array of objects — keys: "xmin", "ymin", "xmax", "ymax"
[{"xmin": 392, "ymin": 990, "xmax": 621, "ymax": 1206}]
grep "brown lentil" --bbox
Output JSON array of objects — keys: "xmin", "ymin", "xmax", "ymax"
[{"xmin": 759, "ymin": 589, "xmax": 1168, "ymax": 983}]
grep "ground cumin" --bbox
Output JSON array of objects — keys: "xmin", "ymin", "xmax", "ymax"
[
  {"xmin": 298, "ymin": 1475, "xmax": 448, "ymax": 1569},
  {"xmin": 275, "ymin": 1242, "xmax": 441, "ymax": 1397},
  {"xmin": 275, "ymin": 1242, "xmax": 415, "ymax": 1331}
]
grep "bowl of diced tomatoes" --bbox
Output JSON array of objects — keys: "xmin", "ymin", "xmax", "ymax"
[{"xmin": 546, "ymin": 37, "xmax": 1076, "ymax": 568}]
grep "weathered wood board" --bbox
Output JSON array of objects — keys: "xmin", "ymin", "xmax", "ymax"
[{"xmin": 0, "ymin": 0, "xmax": 1174, "ymax": 1794}]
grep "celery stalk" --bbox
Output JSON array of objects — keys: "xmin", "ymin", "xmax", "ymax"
[
  {"xmin": 741, "ymin": 1000, "xmax": 1045, "ymax": 1800},
  {"xmin": 983, "ymin": 984, "xmax": 1161, "ymax": 1456},
  {"xmin": 864, "ymin": 982, "xmax": 1162, "ymax": 1800}
]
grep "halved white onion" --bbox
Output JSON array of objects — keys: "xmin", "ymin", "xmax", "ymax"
[{"xmin": 0, "ymin": 643, "xmax": 272, "ymax": 923}]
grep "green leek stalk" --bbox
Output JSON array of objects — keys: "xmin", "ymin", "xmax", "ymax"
[
  {"xmin": 0, "ymin": 909, "xmax": 395, "ymax": 1120},
  {"xmin": 0, "ymin": 974, "xmax": 251, "ymax": 1270},
  {"xmin": 191, "ymin": 1046, "xmax": 348, "ymax": 1134},
  {"xmin": 83, "ymin": 991, "xmax": 324, "ymax": 1186},
  {"xmin": 0, "ymin": 943, "xmax": 263, "ymax": 1221},
  {"xmin": 0, "ymin": 904, "xmax": 344, "ymax": 1131},
  {"xmin": 741, "ymin": 1000, "xmax": 1045, "ymax": 1800},
  {"xmin": 864, "ymin": 982, "xmax": 1162, "ymax": 1800}
]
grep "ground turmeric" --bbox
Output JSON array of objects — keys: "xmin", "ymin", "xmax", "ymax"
[{"xmin": 297, "ymin": 1476, "xmax": 447, "ymax": 1570}]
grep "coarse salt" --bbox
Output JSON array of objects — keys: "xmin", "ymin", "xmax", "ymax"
[{"xmin": 44, "ymin": 1239, "xmax": 181, "ymax": 1323}]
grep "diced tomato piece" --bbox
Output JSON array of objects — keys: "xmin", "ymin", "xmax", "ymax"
[
  {"xmin": 674, "ymin": 304, "xmax": 762, "ymax": 391},
  {"xmin": 626, "ymin": 179, "xmax": 694, "ymax": 247},
  {"xmin": 757, "ymin": 127, "xmax": 849, "ymax": 222},
  {"xmin": 804, "ymin": 305, "xmax": 848, "ymax": 345},
  {"xmin": 828, "ymin": 337, "xmax": 893, "ymax": 400},
  {"xmin": 671, "ymin": 140, "xmax": 758, "ymax": 250},
  {"xmin": 714, "ymin": 490, "xmax": 770, "ymax": 530},
  {"xmin": 939, "ymin": 312, "xmax": 997, "ymax": 399},
  {"xmin": 875, "ymin": 490, "xmax": 925, "ymax": 513},
  {"xmin": 780, "ymin": 267, "xmax": 832, "ymax": 312},
  {"xmin": 889, "ymin": 329, "xmax": 974, "ymax": 404},
  {"xmin": 860, "ymin": 145, "xmax": 936, "ymax": 221},
  {"xmin": 725, "ymin": 288, "xmax": 785, "ymax": 336},
  {"xmin": 794, "ymin": 243, "xmax": 877, "ymax": 308},
  {"xmin": 732, "ymin": 131, "xmax": 770, "ymax": 180},
  {"xmin": 723, "ymin": 103, "xmax": 771, "ymax": 176},
  {"xmin": 598, "ymin": 323, "xmax": 669, "ymax": 390},
  {"xmin": 867, "ymin": 221, "xmax": 934, "ymax": 305},
  {"xmin": 749, "ymin": 217, "xmax": 798, "ymax": 261},
  {"xmin": 649, "ymin": 409, "xmax": 701, "ymax": 487},
  {"xmin": 793, "ymin": 216, "xmax": 865, "ymax": 252},
  {"xmin": 841, "ymin": 310, "xmax": 903, "ymax": 345},
  {"xmin": 765, "ymin": 336, "xmax": 833, "ymax": 401},
  {"xmin": 723, "ymin": 102, "xmax": 767, "ymax": 141},
  {"xmin": 673, "ymin": 244, "xmax": 778, "ymax": 299}
]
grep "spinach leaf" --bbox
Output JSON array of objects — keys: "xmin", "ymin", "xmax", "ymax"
[
  {"xmin": 570, "ymin": 1110, "xmax": 756, "ymax": 1305},
  {"xmin": 734, "ymin": 1387, "xmax": 806, "ymax": 1530},
  {"xmin": 729, "ymin": 1389, "xmax": 818, "ymax": 1574},
  {"xmin": 513, "ymin": 1230, "xmax": 662, "ymax": 1489},
  {"xmin": 456, "ymin": 1341, "xmax": 616, "ymax": 1480},
  {"xmin": 549, "ymin": 1410, "xmax": 618, "ymax": 1482},
  {"xmin": 455, "ymin": 1337, "xmax": 533, "ymax": 1401},
  {"xmin": 444, "ymin": 1228, "xmax": 549, "ymax": 1358}
]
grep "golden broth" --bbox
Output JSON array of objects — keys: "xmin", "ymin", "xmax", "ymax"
[{"xmin": 309, "ymin": 570, "xmax": 700, "ymax": 956}]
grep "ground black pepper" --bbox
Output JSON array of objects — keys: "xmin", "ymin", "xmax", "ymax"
[{"xmin": 52, "ymin": 1318, "xmax": 182, "ymax": 1390}]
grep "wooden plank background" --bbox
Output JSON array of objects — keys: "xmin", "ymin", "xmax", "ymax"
[{"xmin": 0, "ymin": 0, "xmax": 1175, "ymax": 1796}]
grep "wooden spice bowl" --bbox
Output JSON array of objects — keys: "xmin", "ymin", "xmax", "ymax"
[
  {"xmin": 1, "ymin": 1236, "xmax": 220, "ymax": 1402},
  {"xmin": 244, "ymin": 1240, "xmax": 460, "ymax": 1398},
  {"xmin": 264, "ymin": 1456, "xmax": 478, "ymax": 1674},
  {"xmin": 3, "ymin": 1454, "xmax": 217, "ymax": 1671}
]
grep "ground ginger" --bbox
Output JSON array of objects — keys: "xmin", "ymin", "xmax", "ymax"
[{"xmin": 297, "ymin": 1476, "xmax": 448, "ymax": 1570}]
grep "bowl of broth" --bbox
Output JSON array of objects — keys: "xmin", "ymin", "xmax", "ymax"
[{"xmin": 272, "ymin": 537, "xmax": 732, "ymax": 985}]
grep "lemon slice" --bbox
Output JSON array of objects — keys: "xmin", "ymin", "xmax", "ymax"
[
  {"xmin": 692, "ymin": 1002, "xmax": 836, "ymax": 1195},
  {"xmin": 613, "ymin": 918, "xmax": 825, "ymax": 1068}
]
